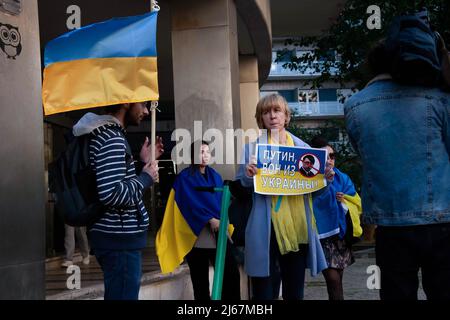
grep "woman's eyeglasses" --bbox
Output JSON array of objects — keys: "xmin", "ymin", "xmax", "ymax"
[{"xmin": 328, "ymin": 153, "xmax": 336, "ymax": 160}]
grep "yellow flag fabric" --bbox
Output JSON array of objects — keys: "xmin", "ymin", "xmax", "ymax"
[
  {"xmin": 43, "ymin": 57, "xmax": 158, "ymax": 115},
  {"xmin": 270, "ymin": 133, "xmax": 316, "ymax": 254},
  {"xmin": 156, "ymin": 190, "xmax": 197, "ymax": 274},
  {"xmin": 343, "ymin": 193, "xmax": 363, "ymax": 237},
  {"xmin": 156, "ymin": 167, "xmax": 234, "ymax": 274}
]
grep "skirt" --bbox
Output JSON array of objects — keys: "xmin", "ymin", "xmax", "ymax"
[{"xmin": 320, "ymin": 236, "xmax": 355, "ymax": 269}]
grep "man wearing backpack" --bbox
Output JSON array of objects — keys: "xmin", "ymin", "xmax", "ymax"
[
  {"xmin": 344, "ymin": 12, "xmax": 450, "ymax": 300},
  {"xmin": 72, "ymin": 102, "xmax": 163, "ymax": 300}
]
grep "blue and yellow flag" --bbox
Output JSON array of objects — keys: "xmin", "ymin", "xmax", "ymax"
[
  {"xmin": 156, "ymin": 167, "xmax": 233, "ymax": 274},
  {"xmin": 313, "ymin": 168, "xmax": 362, "ymax": 239},
  {"xmin": 42, "ymin": 12, "xmax": 159, "ymax": 115}
]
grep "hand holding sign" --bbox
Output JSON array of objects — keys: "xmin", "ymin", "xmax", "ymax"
[{"xmin": 245, "ymin": 155, "xmax": 258, "ymax": 177}]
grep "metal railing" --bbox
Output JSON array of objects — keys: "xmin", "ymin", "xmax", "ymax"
[
  {"xmin": 288, "ymin": 101, "xmax": 344, "ymax": 117},
  {"xmin": 269, "ymin": 62, "xmax": 339, "ymax": 78}
]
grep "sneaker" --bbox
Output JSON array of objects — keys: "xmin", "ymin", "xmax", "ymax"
[
  {"xmin": 82, "ymin": 256, "xmax": 90, "ymax": 265},
  {"xmin": 61, "ymin": 260, "xmax": 73, "ymax": 268}
]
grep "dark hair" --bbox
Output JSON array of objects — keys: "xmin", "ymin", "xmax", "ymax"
[
  {"xmin": 310, "ymin": 136, "xmax": 330, "ymax": 149},
  {"xmin": 302, "ymin": 154, "xmax": 315, "ymax": 165},
  {"xmin": 190, "ymin": 140, "xmax": 209, "ymax": 173},
  {"xmin": 103, "ymin": 104, "xmax": 122, "ymax": 115}
]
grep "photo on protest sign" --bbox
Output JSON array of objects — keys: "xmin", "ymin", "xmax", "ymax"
[{"xmin": 254, "ymin": 144, "xmax": 328, "ymax": 195}]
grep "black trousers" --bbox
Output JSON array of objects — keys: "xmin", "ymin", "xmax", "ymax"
[
  {"xmin": 376, "ymin": 223, "xmax": 450, "ymax": 300},
  {"xmin": 251, "ymin": 224, "xmax": 308, "ymax": 300},
  {"xmin": 185, "ymin": 243, "xmax": 241, "ymax": 301}
]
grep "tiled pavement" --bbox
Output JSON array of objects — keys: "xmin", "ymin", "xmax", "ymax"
[
  {"xmin": 45, "ymin": 246, "xmax": 161, "ymax": 298},
  {"xmin": 303, "ymin": 248, "xmax": 426, "ymax": 300},
  {"xmin": 46, "ymin": 244, "xmax": 427, "ymax": 300}
]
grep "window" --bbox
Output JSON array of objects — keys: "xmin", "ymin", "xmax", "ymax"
[
  {"xmin": 279, "ymin": 90, "xmax": 297, "ymax": 103},
  {"xmin": 276, "ymin": 49, "xmax": 295, "ymax": 63},
  {"xmin": 260, "ymin": 90, "xmax": 297, "ymax": 103},
  {"xmin": 318, "ymin": 89, "xmax": 337, "ymax": 102},
  {"xmin": 293, "ymin": 89, "xmax": 346, "ymax": 116},
  {"xmin": 298, "ymin": 90, "xmax": 319, "ymax": 103}
]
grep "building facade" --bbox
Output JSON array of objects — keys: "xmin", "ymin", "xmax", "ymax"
[
  {"xmin": 0, "ymin": 0, "xmax": 272, "ymax": 299},
  {"xmin": 261, "ymin": 38, "xmax": 358, "ymax": 140}
]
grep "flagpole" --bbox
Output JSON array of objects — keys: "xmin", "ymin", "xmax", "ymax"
[
  {"xmin": 150, "ymin": 0, "xmax": 159, "ymax": 235},
  {"xmin": 150, "ymin": 0, "xmax": 159, "ymax": 163},
  {"xmin": 211, "ymin": 182, "xmax": 231, "ymax": 300},
  {"xmin": 150, "ymin": 101, "xmax": 158, "ymax": 163}
]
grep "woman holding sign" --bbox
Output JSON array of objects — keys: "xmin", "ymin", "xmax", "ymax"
[
  {"xmin": 236, "ymin": 94, "xmax": 334, "ymax": 300},
  {"xmin": 311, "ymin": 136, "xmax": 363, "ymax": 300}
]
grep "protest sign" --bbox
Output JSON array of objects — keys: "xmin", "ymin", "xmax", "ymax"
[{"xmin": 254, "ymin": 144, "xmax": 328, "ymax": 195}]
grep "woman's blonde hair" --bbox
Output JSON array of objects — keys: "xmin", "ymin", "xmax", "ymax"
[{"xmin": 254, "ymin": 93, "xmax": 291, "ymax": 129}]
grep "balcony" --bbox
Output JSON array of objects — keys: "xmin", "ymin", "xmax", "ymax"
[
  {"xmin": 269, "ymin": 61, "xmax": 320, "ymax": 78},
  {"xmin": 288, "ymin": 101, "xmax": 344, "ymax": 117},
  {"xmin": 268, "ymin": 49, "xmax": 340, "ymax": 79}
]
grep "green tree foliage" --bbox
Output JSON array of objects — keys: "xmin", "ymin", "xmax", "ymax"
[
  {"xmin": 279, "ymin": 0, "xmax": 450, "ymax": 90},
  {"xmin": 282, "ymin": 1, "xmax": 450, "ymax": 192}
]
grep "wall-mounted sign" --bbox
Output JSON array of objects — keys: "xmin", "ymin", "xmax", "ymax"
[{"xmin": 0, "ymin": 0, "xmax": 21, "ymax": 16}]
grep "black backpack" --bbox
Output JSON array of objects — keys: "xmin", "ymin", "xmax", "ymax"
[
  {"xmin": 49, "ymin": 132, "xmax": 104, "ymax": 227},
  {"xmin": 386, "ymin": 14, "xmax": 442, "ymax": 87}
]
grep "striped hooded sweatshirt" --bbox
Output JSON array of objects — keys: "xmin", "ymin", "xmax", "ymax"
[{"xmin": 73, "ymin": 113, "xmax": 153, "ymax": 250}]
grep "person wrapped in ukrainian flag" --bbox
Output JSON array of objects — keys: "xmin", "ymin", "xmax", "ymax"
[
  {"xmin": 156, "ymin": 141, "xmax": 241, "ymax": 300},
  {"xmin": 311, "ymin": 136, "xmax": 363, "ymax": 300}
]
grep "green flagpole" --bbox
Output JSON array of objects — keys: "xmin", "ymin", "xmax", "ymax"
[{"xmin": 211, "ymin": 182, "xmax": 231, "ymax": 300}]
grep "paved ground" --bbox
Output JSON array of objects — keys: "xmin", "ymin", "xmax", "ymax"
[
  {"xmin": 46, "ymin": 246, "xmax": 161, "ymax": 298},
  {"xmin": 46, "ymin": 245, "xmax": 427, "ymax": 300},
  {"xmin": 303, "ymin": 248, "xmax": 426, "ymax": 300}
]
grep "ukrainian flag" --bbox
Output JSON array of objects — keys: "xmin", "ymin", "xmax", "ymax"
[
  {"xmin": 42, "ymin": 12, "xmax": 159, "ymax": 115},
  {"xmin": 343, "ymin": 193, "xmax": 363, "ymax": 238},
  {"xmin": 156, "ymin": 167, "xmax": 233, "ymax": 274}
]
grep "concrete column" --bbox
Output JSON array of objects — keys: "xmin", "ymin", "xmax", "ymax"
[
  {"xmin": 0, "ymin": 1, "xmax": 46, "ymax": 299},
  {"xmin": 171, "ymin": 0, "xmax": 241, "ymax": 180},
  {"xmin": 239, "ymin": 56, "xmax": 260, "ymax": 132}
]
